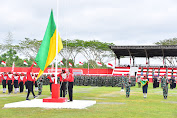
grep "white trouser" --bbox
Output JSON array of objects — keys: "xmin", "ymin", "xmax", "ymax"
[{"xmin": 3, "ymin": 88, "xmax": 6, "ymax": 93}]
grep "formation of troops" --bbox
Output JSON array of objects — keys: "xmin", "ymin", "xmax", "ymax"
[
  {"xmin": 0, "ymin": 72, "xmax": 41, "ymax": 95},
  {"xmin": 0, "ymin": 66, "xmax": 176, "ymax": 100},
  {"xmin": 74, "ymin": 74, "xmax": 176, "ymax": 99}
]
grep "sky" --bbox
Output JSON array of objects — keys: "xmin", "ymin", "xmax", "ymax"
[{"xmin": 1, "ymin": 0, "xmax": 177, "ymax": 66}]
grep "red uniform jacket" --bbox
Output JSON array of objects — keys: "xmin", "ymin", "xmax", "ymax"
[
  {"xmin": 58, "ymin": 73, "xmax": 68, "ymax": 82},
  {"xmin": 3, "ymin": 74, "xmax": 8, "ymax": 81},
  {"xmin": 27, "ymin": 64, "xmax": 34, "ymax": 81},
  {"xmin": 47, "ymin": 76, "xmax": 55, "ymax": 83},
  {"xmin": 68, "ymin": 73, "xmax": 74, "ymax": 82},
  {"xmin": 0, "ymin": 74, "xmax": 3, "ymax": 82},
  {"xmin": 6, "ymin": 74, "xmax": 13, "ymax": 84},
  {"xmin": 13, "ymin": 75, "xmax": 20, "ymax": 83},
  {"xmin": 19, "ymin": 76, "xmax": 26, "ymax": 84},
  {"xmin": 23, "ymin": 76, "xmax": 27, "ymax": 83}
]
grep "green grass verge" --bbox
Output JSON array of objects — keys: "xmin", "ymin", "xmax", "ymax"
[{"xmin": 0, "ymin": 83, "xmax": 176, "ymax": 118}]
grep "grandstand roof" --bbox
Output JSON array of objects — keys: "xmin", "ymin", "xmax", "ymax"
[{"xmin": 109, "ymin": 45, "xmax": 177, "ymax": 58}]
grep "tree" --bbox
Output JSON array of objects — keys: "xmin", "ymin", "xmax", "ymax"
[
  {"xmin": 5, "ymin": 32, "xmax": 13, "ymax": 49},
  {"xmin": 81, "ymin": 40, "xmax": 115, "ymax": 68},
  {"xmin": 154, "ymin": 38, "xmax": 177, "ymax": 66},
  {"xmin": 155, "ymin": 38, "xmax": 177, "ymax": 45},
  {"xmin": 0, "ymin": 49, "xmax": 19, "ymax": 67},
  {"xmin": 1, "ymin": 32, "xmax": 15, "ymax": 53},
  {"xmin": 17, "ymin": 38, "xmax": 42, "ymax": 60},
  {"xmin": 59, "ymin": 39, "xmax": 83, "ymax": 67}
]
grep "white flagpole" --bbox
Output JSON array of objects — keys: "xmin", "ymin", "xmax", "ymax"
[
  {"xmin": 55, "ymin": 0, "xmax": 59, "ymax": 84},
  {"xmin": 66, "ymin": 40, "xmax": 67, "ymax": 69},
  {"xmin": 88, "ymin": 61, "xmax": 89, "ymax": 74}
]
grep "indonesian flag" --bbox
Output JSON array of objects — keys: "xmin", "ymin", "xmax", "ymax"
[
  {"xmin": 107, "ymin": 63, "xmax": 113, "ymax": 67},
  {"xmin": 69, "ymin": 62, "xmax": 72, "ymax": 67},
  {"xmin": 33, "ymin": 61, "xmax": 37, "ymax": 65},
  {"xmin": 1, "ymin": 61, "xmax": 6, "ymax": 66},
  {"xmin": 97, "ymin": 62, "xmax": 102, "ymax": 66},
  {"xmin": 79, "ymin": 61, "xmax": 83, "ymax": 65},
  {"xmin": 23, "ymin": 60, "xmax": 28, "ymax": 65},
  {"xmin": 12, "ymin": 62, "xmax": 15, "ymax": 72},
  {"xmin": 60, "ymin": 61, "xmax": 64, "ymax": 65}
]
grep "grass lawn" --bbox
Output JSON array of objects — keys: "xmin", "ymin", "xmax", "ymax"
[{"xmin": 0, "ymin": 83, "xmax": 176, "ymax": 118}]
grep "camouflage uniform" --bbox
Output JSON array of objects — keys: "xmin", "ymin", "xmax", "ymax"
[
  {"xmin": 124, "ymin": 76, "xmax": 131, "ymax": 97},
  {"xmin": 37, "ymin": 78, "xmax": 43, "ymax": 95},
  {"xmin": 121, "ymin": 76, "xmax": 124, "ymax": 91},
  {"xmin": 161, "ymin": 77, "xmax": 169, "ymax": 99}
]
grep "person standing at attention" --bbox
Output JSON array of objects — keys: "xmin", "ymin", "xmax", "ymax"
[
  {"xmin": 140, "ymin": 76, "xmax": 149, "ymax": 98},
  {"xmin": 68, "ymin": 68, "xmax": 74, "ymax": 102}
]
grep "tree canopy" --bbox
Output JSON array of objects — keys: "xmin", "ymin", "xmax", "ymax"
[{"xmin": 0, "ymin": 35, "xmax": 115, "ymax": 68}]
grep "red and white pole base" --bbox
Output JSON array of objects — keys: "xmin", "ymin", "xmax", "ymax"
[{"xmin": 43, "ymin": 84, "xmax": 68, "ymax": 103}]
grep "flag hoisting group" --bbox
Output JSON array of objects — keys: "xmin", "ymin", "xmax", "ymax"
[{"xmin": 0, "ymin": 67, "xmax": 74, "ymax": 102}]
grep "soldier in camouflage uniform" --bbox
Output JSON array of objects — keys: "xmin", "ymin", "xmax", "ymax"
[
  {"xmin": 37, "ymin": 77, "xmax": 43, "ymax": 95},
  {"xmin": 121, "ymin": 75, "xmax": 124, "ymax": 92},
  {"xmin": 124, "ymin": 74, "xmax": 131, "ymax": 98},
  {"xmin": 161, "ymin": 74, "xmax": 169, "ymax": 99}
]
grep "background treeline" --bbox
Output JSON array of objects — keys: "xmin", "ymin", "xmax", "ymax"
[
  {"xmin": 0, "ymin": 32, "xmax": 116, "ymax": 68},
  {"xmin": 1, "ymin": 32, "xmax": 177, "ymax": 67}
]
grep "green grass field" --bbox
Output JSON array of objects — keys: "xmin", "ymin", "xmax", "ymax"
[{"xmin": 0, "ymin": 84, "xmax": 176, "ymax": 118}]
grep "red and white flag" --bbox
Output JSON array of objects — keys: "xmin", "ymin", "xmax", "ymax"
[
  {"xmin": 97, "ymin": 62, "xmax": 102, "ymax": 66},
  {"xmin": 60, "ymin": 61, "xmax": 64, "ymax": 65},
  {"xmin": 1, "ymin": 61, "xmax": 6, "ymax": 66},
  {"xmin": 51, "ymin": 63, "xmax": 54, "ymax": 72},
  {"xmin": 23, "ymin": 60, "xmax": 28, "ymax": 65},
  {"xmin": 69, "ymin": 62, "xmax": 72, "ymax": 67},
  {"xmin": 33, "ymin": 61, "xmax": 37, "ymax": 65},
  {"xmin": 107, "ymin": 63, "xmax": 113, "ymax": 67},
  {"xmin": 79, "ymin": 61, "xmax": 83, "ymax": 65},
  {"xmin": 12, "ymin": 62, "xmax": 15, "ymax": 72}
]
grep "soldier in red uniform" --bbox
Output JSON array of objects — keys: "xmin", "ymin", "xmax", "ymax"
[
  {"xmin": 19, "ymin": 73, "xmax": 26, "ymax": 93},
  {"xmin": 6, "ymin": 72, "xmax": 13, "ymax": 94},
  {"xmin": 26, "ymin": 64, "xmax": 37, "ymax": 100},
  {"xmin": 13, "ymin": 73, "xmax": 20, "ymax": 94},
  {"xmin": 1, "ymin": 72, "xmax": 7, "ymax": 93},
  {"xmin": 68, "ymin": 68, "xmax": 74, "ymax": 102},
  {"xmin": 47, "ymin": 74, "xmax": 55, "ymax": 94},
  {"xmin": 59, "ymin": 69, "xmax": 68, "ymax": 98}
]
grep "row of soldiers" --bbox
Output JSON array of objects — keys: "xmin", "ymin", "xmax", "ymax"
[
  {"xmin": 138, "ymin": 74, "xmax": 176, "ymax": 99},
  {"xmin": 0, "ymin": 72, "xmax": 42, "ymax": 95},
  {"xmin": 137, "ymin": 75, "xmax": 177, "ymax": 89},
  {"xmin": 73, "ymin": 75, "xmax": 136, "ymax": 87},
  {"xmin": 73, "ymin": 74, "xmax": 133, "ymax": 98}
]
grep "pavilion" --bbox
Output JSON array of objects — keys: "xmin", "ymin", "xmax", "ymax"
[{"xmin": 109, "ymin": 45, "xmax": 177, "ymax": 66}]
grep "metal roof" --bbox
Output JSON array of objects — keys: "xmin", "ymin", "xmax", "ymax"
[{"xmin": 109, "ymin": 45, "xmax": 177, "ymax": 58}]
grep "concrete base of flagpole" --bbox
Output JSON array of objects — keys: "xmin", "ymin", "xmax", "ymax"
[{"xmin": 43, "ymin": 84, "xmax": 67, "ymax": 103}]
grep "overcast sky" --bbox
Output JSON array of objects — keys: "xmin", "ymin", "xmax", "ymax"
[{"xmin": 1, "ymin": 0, "xmax": 177, "ymax": 65}]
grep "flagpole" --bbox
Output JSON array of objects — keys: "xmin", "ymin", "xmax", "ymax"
[
  {"xmin": 88, "ymin": 61, "xmax": 89, "ymax": 75},
  {"xmin": 66, "ymin": 40, "xmax": 67, "ymax": 69},
  {"xmin": 55, "ymin": 0, "xmax": 59, "ymax": 84}
]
